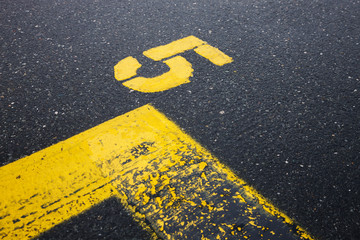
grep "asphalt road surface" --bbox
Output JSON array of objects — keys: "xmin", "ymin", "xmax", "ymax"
[{"xmin": 1, "ymin": 0, "xmax": 360, "ymax": 239}]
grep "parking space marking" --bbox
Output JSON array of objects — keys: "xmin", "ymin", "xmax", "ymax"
[{"xmin": 0, "ymin": 105, "xmax": 314, "ymax": 239}]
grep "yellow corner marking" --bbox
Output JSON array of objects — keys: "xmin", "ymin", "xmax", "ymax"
[
  {"xmin": 0, "ymin": 105, "xmax": 315, "ymax": 240},
  {"xmin": 194, "ymin": 44, "xmax": 233, "ymax": 66},
  {"xmin": 114, "ymin": 56, "xmax": 141, "ymax": 81},
  {"xmin": 122, "ymin": 56, "xmax": 193, "ymax": 92},
  {"xmin": 143, "ymin": 35, "xmax": 206, "ymax": 61}
]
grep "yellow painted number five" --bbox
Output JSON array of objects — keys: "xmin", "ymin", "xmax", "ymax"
[{"xmin": 114, "ymin": 36, "xmax": 233, "ymax": 93}]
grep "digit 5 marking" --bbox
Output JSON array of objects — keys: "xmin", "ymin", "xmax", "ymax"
[{"xmin": 114, "ymin": 35, "xmax": 233, "ymax": 93}]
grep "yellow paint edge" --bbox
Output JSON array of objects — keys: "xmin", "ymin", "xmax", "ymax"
[
  {"xmin": 215, "ymin": 159, "xmax": 314, "ymax": 238},
  {"xmin": 114, "ymin": 192, "xmax": 159, "ymax": 240},
  {"xmin": 217, "ymin": 162, "xmax": 314, "ymax": 240},
  {"xmin": 147, "ymin": 104, "xmax": 315, "ymax": 240},
  {"xmin": 194, "ymin": 44, "xmax": 233, "ymax": 66}
]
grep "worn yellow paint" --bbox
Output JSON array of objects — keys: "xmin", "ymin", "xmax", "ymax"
[
  {"xmin": 0, "ymin": 134, "xmax": 117, "ymax": 239},
  {"xmin": 208, "ymin": 160, "xmax": 315, "ymax": 240},
  {"xmin": 143, "ymin": 35, "xmax": 206, "ymax": 61},
  {"xmin": 122, "ymin": 56, "xmax": 193, "ymax": 92},
  {"xmin": 0, "ymin": 104, "xmax": 314, "ymax": 240},
  {"xmin": 194, "ymin": 44, "xmax": 233, "ymax": 66},
  {"xmin": 114, "ymin": 56, "xmax": 141, "ymax": 81}
]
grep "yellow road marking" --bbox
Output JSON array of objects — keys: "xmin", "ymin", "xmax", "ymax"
[
  {"xmin": 122, "ymin": 56, "xmax": 193, "ymax": 93},
  {"xmin": 114, "ymin": 56, "xmax": 141, "ymax": 81},
  {"xmin": 143, "ymin": 35, "xmax": 206, "ymax": 61},
  {"xmin": 114, "ymin": 36, "xmax": 233, "ymax": 92},
  {"xmin": 0, "ymin": 135, "xmax": 117, "ymax": 239},
  {"xmin": 194, "ymin": 44, "xmax": 233, "ymax": 66},
  {"xmin": 0, "ymin": 105, "xmax": 314, "ymax": 240}
]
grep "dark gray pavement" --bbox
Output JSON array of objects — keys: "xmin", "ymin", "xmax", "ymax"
[{"xmin": 1, "ymin": 0, "xmax": 360, "ymax": 239}]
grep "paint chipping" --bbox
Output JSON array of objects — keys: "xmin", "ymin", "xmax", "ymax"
[{"xmin": 0, "ymin": 104, "xmax": 314, "ymax": 240}]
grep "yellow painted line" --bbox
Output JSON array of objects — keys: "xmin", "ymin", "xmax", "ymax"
[
  {"xmin": 0, "ymin": 105, "xmax": 315, "ymax": 240},
  {"xmin": 143, "ymin": 35, "xmax": 206, "ymax": 61},
  {"xmin": 194, "ymin": 44, "xmax": 233, "ymax": 66},
  {"xmin": 0, "ymin": 135, "xmax": 118, "ymax": 239}
]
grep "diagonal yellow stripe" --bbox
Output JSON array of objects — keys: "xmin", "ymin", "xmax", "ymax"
[{"xmin": 0, "ymin": 104, "xmax": 314, "ymax": 240}]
